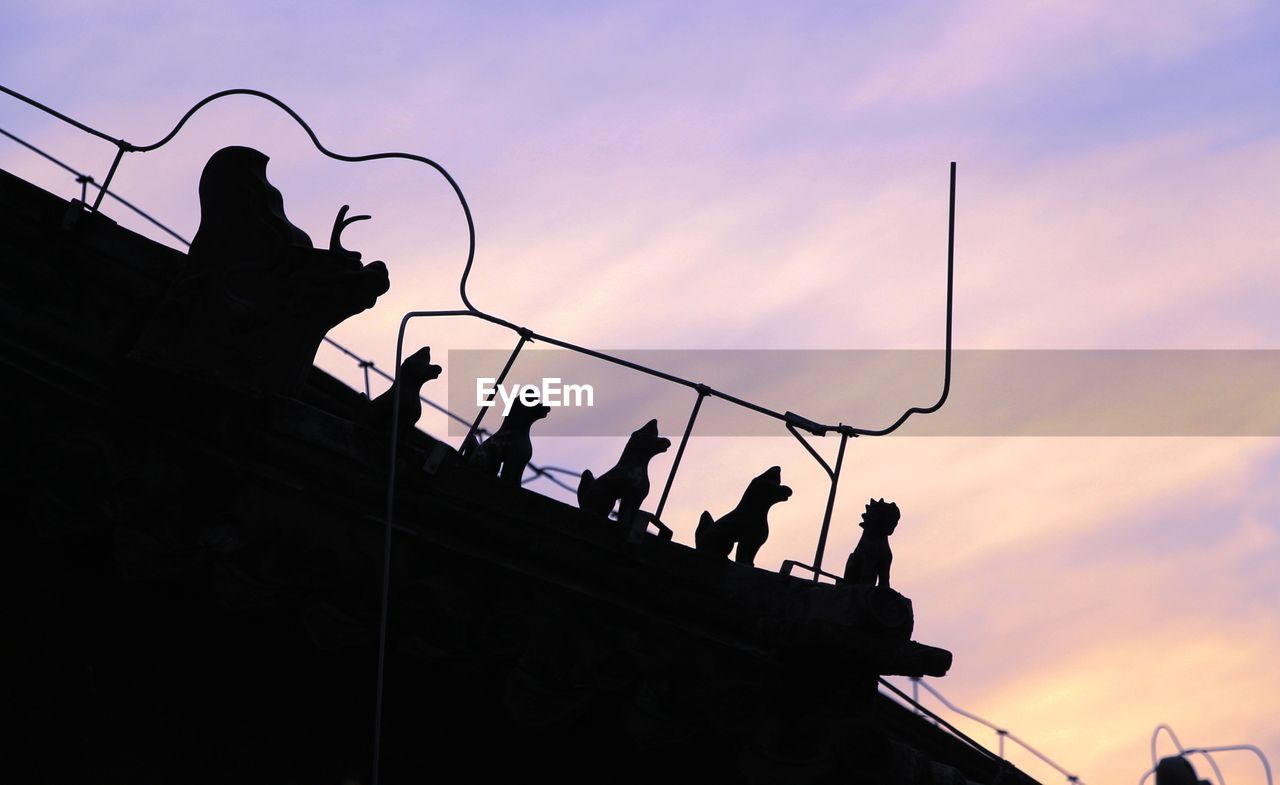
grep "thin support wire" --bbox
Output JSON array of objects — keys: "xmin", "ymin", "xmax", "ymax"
[
  {"xmin": 461, "ymin": 331, "xmax": 531, "ymax": 453},
  {"xmin": 654, "ymin": 386, "xmax": 707, "ymax": 521},
  {"xmin": 519, "ymin": 464, "xmax": 579, "ymax": 495},
  {"xmin": 912, "ymin": 678, "xmax": 1084, "ymax": 784},
  {"xmin": 811, "ymin": 430, "xmax": 849, "ymax": 578},
  {"xmin": 1146, "ymin": 727, "xmax": 1244, "ymax": 785},
  {"xmin": 1149, "ymin": 724, "xmax": 1230, "ymax": 785},
  {"xmin": 0, "ymin": 126, "xmax": 192, "ymax": 245},
  {"xmin": 1153, "ymin": 724, "xmax": 1188, "ymax": 765},
  {"xmin": 91, "ymin": 143, "xmax": 126, "ymax": 212},
  {"xmin": 878, "ymin": 678, "xmax": 1003, "ymax": 766},
  {"xmin": 1186, "ymin": 746, "xmax": 1271, "ymax": 785}
]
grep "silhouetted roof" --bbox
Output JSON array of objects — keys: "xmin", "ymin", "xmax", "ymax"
[{"xmin": 0, "ymin": 165, "xmax": 1037, "ymax": 784}]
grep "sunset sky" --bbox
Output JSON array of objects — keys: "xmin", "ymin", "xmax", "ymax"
[{"xmin": 3, "ymin": 2, "xmax": 1278, "ymax": 782}]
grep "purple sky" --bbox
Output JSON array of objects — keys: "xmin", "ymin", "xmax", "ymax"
[{"xmin": 3, "ymin": 2, "xmax": 1279, "ymax": 781}]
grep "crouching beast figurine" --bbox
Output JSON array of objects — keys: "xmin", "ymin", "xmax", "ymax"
[
  {"xmin": 577, "ymin": 419, "xmax": 670, "ymax": 536},
  {"xmin": 694, "ymin": 466, "xmax": 792, "ymax": 566},
  {"xmin": 466, "ymin": 398, "xmax": 550, "ymax": 485}
]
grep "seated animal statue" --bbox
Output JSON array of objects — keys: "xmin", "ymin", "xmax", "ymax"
[
  {"xmin": 577, "ymin": 419, "xmax": 670, "ymax": 536},
  {"xmin": 133, "ymin": 146, "xmax": 391, "ymax": 395},
  {"xmin": 466, "ymin": 398, "xmax": 550, "ymax": 485},
  {"xmin": 694, "ymin": 466, "xmax": 792, "ymax": 566},
  {"xmin": 356, "ymin": 346, "xmax": 442, "ymax": 438},
  {"xmin": 843, "ymin": 498, "xmax": 900, "ymax": 587}
]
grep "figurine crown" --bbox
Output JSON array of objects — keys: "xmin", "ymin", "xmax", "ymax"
[{"xmin": 860, "ymin": 498, "xmax": 900, "ymax": 529}]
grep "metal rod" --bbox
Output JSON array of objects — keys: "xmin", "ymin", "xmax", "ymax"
[
  {"xmin": 373, "ymin": 313, "xmax": 415, "ymax": 785},
  {"xmin": 878, "ymin": 678, "xmax": 1002, "ymax": 765},
  {"xmin": 916, "ymin": 678, "xmax": 1083, "ymax": 783},
  {"xmin": 360, "ymin": 360, "xmax": 372, "ymax": 398},
  {"xmin": 461, "ymin": 332, "xmax": 530, "ymax": 453},
  {"xmin": 787, "ymin": 423, "xmax": 834, "ymax": 478},
  {"xmin": 654, "ymin": 387, "xmax": 707, "ymax": 521},
  {"xmin": 843, "ymin": 161, "xmax": 956, "ymax": 437},
  {"xmin": 811, "ymin": 430, "xmax": 848, "ymax": 579},
  {"xmin": 0, "ymin": 84, "xmax": 122, "ymax": 145},
  {"xmin": 519, "ymin": 465, "xmax": 578, "ymax": 494},
  {"xmin": 90, "ymin": 143, "xmax": 126, "ymax": 213},
  {"xmin": 1186, "ymin": 746, "xmax": 1272, "ymax": 785},
  {"xmin": 0, "ymin": 128, "xmax": 188, "ymax": 244},
  {"xmin": 1153, "ymin": 724, "xmax": 1186, "ymax": 766}
]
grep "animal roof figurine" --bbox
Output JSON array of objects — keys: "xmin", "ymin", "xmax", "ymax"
[
  {"xmin": 694, "ymin": 466, "xmax": 792, "ymax": 567},
  {"xmin": 466, "ymin": 398, "xmax": 551, "ymax": 485},
  {"xmin": 133, "ymin": 146, "xmax": 390, "ymax": 395},
  {"xmin": 577, "ymin": 419, "xmax": 670, "ymax": 539},
  {"xmin": 358, "ymin": 346, "xmax": 443, "ymax": 436},
  {"xmin": 843, "ymin": 498, "xmax": 901, "ymax": 587}
]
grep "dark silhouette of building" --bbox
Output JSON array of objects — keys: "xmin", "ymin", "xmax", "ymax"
[{"xmin": 0, "ymin": 161, "xmax": 1038, "ymax": 784}]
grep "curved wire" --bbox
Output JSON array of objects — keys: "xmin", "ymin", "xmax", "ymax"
[
  {"xmin": 4, "ymin": 100, "xmax": 573, "ymax": 496},
  {"xmin": 0, "ymin": 80, "xmax": 955, "ymax": 439},
  {"xmin": 845, "ymin": 161, "xmax": 954, "ymax": 436},
  {"xmin": 519, "ymin": 464, "xmax": 578, "ymax": 494},
  {"xmin": 877, "ymin": 678, "xmax": 1003, "ymax": 766},
  {"xmin": 121, "ymin": 88, "xmax": 483, "ymax": 316},
  {"xmin": 1187, "ymin": 746, "xmax": 1272, "ymax": 785},
  {"xmin": 1142, "ymin": 746, "xmax": 1272, "ymax": 785},
  {"xmin": 0, "ymin": 83, "xmax": 484, "ymax": 317},
  {"xmin": 0, "ymin": 126, "xmax": 193, "ymax": 245},
  {"xmin": 1152, "ymin": 724, "xmax": 1226, "ymax": 785},
  {"xmin": 0, "ymin": 84, "xmax": 123, "ymax": 145},
  {"xmin": 913, "ymin": 678, "xmax": 1083, "ymax": 783},
  {"xmin": 1154, "ymin": 724, "xmax": 1188, "ymax": 765}
]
